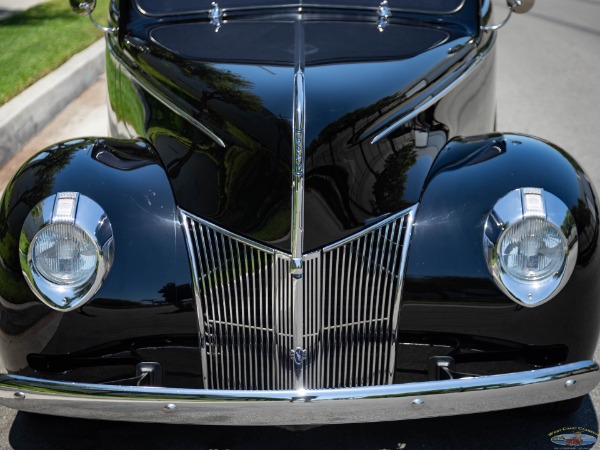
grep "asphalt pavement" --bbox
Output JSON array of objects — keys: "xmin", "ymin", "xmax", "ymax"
[{"xmin": 0, "ymin": 0, "xmax": 599, "ymax": 448}]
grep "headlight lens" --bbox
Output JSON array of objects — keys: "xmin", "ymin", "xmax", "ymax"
[
  {"xmin": 32, "ymin": 223, "xmax": 98, "ymax": 286},
  {"xmin": 498, "ymin": 218, "xmax": 566, "ymax": 282}
]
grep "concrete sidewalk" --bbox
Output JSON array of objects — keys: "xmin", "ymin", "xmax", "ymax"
[
  {"xmin": 0, "ymin": 0, "xmax": 105, "ymax": 167},
  {"xmin": 0, "ymin": 39, "xmax": 105, "ymax": 167},
  {"xmin": 0, "ymin": 0, "xmax": 47, "ymax": 20},
  {"xmin": 0, "ymin": 75, "xmax": 108, "ymax": 194}
]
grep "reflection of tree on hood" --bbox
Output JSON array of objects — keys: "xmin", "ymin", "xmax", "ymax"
[
  {"xmin": 307, "ymin": 92, "xmax": 400, "ymax": 154},
  {"xmin": 569, "ymin": 198, "xmax": 597, "ymax": 266},
  {"xmin": 1, "ymin": 144, "xmax": 74, "ymax": 234},
  {"xmin": 136, "ymin": 54, "xmax": 291, "ymax": 240},
  {"xmin": 372, "ymin": 143, "xmax": 417, "ymax": 213},
  {"xmin": 176, "ymin": 60, "xmax": 264, "ymax": 113}
]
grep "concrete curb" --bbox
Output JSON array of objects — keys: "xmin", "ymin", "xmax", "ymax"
[{"xmin": 0, "ymin": 38, "xmax": 105, "ymax": 166}]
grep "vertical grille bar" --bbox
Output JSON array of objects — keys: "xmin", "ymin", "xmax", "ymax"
[
  {"xmin": 181, "ymin": 206, "xmax": 415, "ymax": 391},
  {"xmin": 180, "ymin": 215, "xmax": 209, "ymax": 388}
]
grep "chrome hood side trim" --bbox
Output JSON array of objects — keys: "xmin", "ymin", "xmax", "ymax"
[
  {"xmin": 367, "ymin": 32, "xmax": 496, "ymax": 144},
  {"xmin": 107, "ymin": 43, "xmax": 226, "ymax": 148}
]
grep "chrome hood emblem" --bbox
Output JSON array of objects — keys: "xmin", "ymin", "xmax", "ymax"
[{"xmin": 292, "ymin": 347, "xmax": 306, "ymax": 367}]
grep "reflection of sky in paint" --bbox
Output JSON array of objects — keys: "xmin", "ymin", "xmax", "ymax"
[
  {"xmin": 219, "ymin": 64, "xmax": 295, "ymax": 123},
  {"xmin": 551, "ymin": 433, "xmax": 597, "ymax": 446}
]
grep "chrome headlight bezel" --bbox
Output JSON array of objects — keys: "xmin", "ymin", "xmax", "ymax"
[
  {"xmin": 484, "ymin": 188, "xmax": 578, "ymax": 307},
  {"xmin": 19, "ymin": 192, "xmax": 114, "ymax": 311}
]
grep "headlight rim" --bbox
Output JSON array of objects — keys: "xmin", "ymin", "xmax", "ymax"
[
  {"xmin": 484, "ymin": 187, "xmax": 578, "ymax": 307},
  {"xmin": 19, "ymin": 192, "xmax": 114, "ymax": 311}
]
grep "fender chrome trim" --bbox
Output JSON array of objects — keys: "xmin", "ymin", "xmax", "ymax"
[{"xmin": 0, "ymin": 360, "xmax": 598, "ymax": 425}]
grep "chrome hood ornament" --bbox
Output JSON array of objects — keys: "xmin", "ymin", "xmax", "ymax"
[
  {"xmin": 377, "ymin": 0, "xmax": 392, "ymax": 32},
  {"xmin": 209, "ymin": 2, "xmax": 224, "ymax": 32}
]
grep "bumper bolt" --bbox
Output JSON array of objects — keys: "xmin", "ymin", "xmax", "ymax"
[
  {"xmin": 163, "ymin": 403, "xmax": 177, "ymax": 413},
  {"xmin": 14, "ymin": 392, "xmax": 25, "ymax": 400},
  {"xmin": 565, "ymin": 379, "xmax": 576, "ymax": 390},
  {"xmin": 411, "ymin": 398, "xmax": 425, "ymax": 409}
]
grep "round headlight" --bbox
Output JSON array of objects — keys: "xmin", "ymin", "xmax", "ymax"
[
  {"xmin": 20, "ymin": 192, "xmax": 114, "ymax": 311},
  {"xmin": 484, "ymin": 188, "xmax": 577, "ymax": 307},
  {"xmin": 498, "ymin": 218, "xmax": 567, "ymax": 282},
  {"xmin": 32, "ymin": 223, "xmax": 98, "ymax": 286}
]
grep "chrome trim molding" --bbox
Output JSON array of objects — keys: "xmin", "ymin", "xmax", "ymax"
[
  {"xmin": 368, "ymin": 32, "xmax": 496, "ymax": 144},
  {"xmin": 323, "ymin": 208, "xmax": 413, "ymax": 252},
  {"xmin": 180, "ymin": 212, "xmax": 210, "ymax": 388},
  {"xmin": 107, "ymin": 44, "xmax": 226, "ymax": 148},
  {"xmin": 0, "ymin": 360, "xmax": 597, "ymax": 425},
  {"xmin": 291, "ymin": 19, "xmax": 307, "ymax": 388},
  {"xmin": 181, "ymin": 210, "xmax": 288, "ymax": 257},
  {"xmin": 180, "ymin": 206, "xmax": 416, "ymax": 391},
  {"xmin": 484, "ymin": 188, "xmax": 578, "ymax": 307},
  {"xmin": 387, "ymin": 208, "xmax": 414, "ymax": 383}
]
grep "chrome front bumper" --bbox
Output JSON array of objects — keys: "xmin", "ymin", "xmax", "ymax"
[{"xmin": 0, "ymin": 360, "xmax": 598, "ymax": 425}]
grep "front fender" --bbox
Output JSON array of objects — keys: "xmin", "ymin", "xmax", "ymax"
[
  {"xmin": 401, "ymin": 133, "xmax": 600, "ymax": 362},
  {"xmin": 0, "ymin": 138, "xmax": 197, "ymax": 377}
]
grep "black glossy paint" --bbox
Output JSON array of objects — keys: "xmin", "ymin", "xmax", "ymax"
[
  {"xmin": 402, "ymin": 134, "xmax": 600, "ymax": 364},
  {"xmin": 110, "ymin": 0, "xmax": 485, "ymax": 251},
  {"xmin": 0, "ymin": 139, "xmax": 199, "ymax": 385}
]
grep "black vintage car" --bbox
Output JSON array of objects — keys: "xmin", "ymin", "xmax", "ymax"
[{"xmin": 0, "ymin": 0, "xmax": 598, "ymax": 425}]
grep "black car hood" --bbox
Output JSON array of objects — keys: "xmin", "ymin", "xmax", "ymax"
[{"xmin": 120, "ymin": 14, "xmax": 478, "ymax": 252}]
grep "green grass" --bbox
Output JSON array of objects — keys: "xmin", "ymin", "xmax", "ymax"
[{"xmin": 0, "ymin": 0, "xmax": 108, "ymax": 105}]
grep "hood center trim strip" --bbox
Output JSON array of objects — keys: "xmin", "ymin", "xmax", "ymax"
[{"xmin": 290, "ymin": 18, "xmax": 306, "ymax": 389}]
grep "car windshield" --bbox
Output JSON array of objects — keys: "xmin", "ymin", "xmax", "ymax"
[{"xmin": 136, "ymin": 0, "xmax": 465, "ymax": 16}]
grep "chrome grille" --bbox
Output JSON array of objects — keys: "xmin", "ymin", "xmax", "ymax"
[
  {"xmin": 182, "ymin": 218, "xmax": 294, "ymax": 390},
  {"xmin": 304, "ymin": 217, "xmax": 407, "ymax": 389},
  {"xmin": 182, "ymin": 207, "xmax": 414, "ymax": 390}
]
